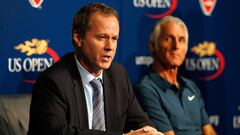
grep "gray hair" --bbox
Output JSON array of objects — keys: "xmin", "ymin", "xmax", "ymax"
[{"xmin": 149, "ymin": 15, "xmax": 189, "ymax": 50}]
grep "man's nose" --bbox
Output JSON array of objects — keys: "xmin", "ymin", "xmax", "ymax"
[
  {"xmin": 172, "ymin": 38, "xmax": 179, "ymax": 49},
  {"xmin": 105, "ymin": 38, "xmax": 115, "ymax": 51}
]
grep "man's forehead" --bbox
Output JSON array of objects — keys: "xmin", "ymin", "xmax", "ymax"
[
  {"xmin": 90, "ymin": 11, "xmax": 118, "ymax": 21},
  {"xmin": 88, "ymin": 12, "xmax": 119, "ymax": 27},
  {"xmin": 160, "ymin": 23, "xmax": 186, "ymax": 35}
]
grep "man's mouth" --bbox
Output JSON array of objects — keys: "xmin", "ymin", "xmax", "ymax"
[{"xmin": 102, "ymin": 55, "xmax": 112, "ymax": 62}]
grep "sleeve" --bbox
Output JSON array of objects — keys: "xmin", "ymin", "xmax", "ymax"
[
  {"xmin": 134, "ymin": 84, "xmax": 173, "ymax": 132},
  {"xmin": 28, "ymin": 76, "xmax": 122, "ymax": 135},
  {"xmin": 200, "ymin": 98, "xmax": 210, "ymax": 127},
  {"xmin": 122, "ymin": 70, "xmax": 155, "ymax": 132}
]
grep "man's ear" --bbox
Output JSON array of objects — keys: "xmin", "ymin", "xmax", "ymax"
[
  {"xmin": 148, "ymin": 41, "xmax": 156, "ymax": 53},
  {"xmin": 73, "ymin": 33, "xmax": 82, "ymax": 47}
]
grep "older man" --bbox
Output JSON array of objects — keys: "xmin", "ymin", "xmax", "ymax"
[{"xmin": 135, "ymin": 15, "xmax": 217, "ymax": 135}]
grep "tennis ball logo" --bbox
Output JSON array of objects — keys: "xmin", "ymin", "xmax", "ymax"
[
  {"xmin": 35, "ymin": 39, "xmax": 48, "ymax": 55},
  {"xmin": 191, "ymin": 41, "xmax": 216, "ymax": 57},
  {"xmin": 15, "ymin": 38, "xmax": 48, "ymax": 56}
]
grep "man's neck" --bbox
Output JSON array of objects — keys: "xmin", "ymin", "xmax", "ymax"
[
  {"xmin": 152, "ymin": 62, "xmax": 180, "ymax": 88},
  {"xmin": 76, "ymin": 53, "xmax": 103, "ymax": 77}
]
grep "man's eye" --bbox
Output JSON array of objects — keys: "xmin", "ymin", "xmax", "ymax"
[
  {"xmin": 179, "ymin": 37, "xmax": 186, "ymax": 43},
  {"xmin": 112, "ymin": 37, "xmax": 118, "ymax": 42},
  {"xmin": 97, "ymin": 36, "xmax": 106, "ymax": 40},
  {"xmin": 164, "ymin": 37, "xmax": 170, "ymax": 41}
]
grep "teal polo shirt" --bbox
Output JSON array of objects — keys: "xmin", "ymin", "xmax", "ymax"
[{"xmin": 135, "ymin": 67, "xmax": 210, "ymax": 135}]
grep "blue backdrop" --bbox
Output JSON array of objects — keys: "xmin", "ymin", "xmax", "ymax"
[{"xmin": 1, "ymin": 0, "xmax": 240, "ymax": 134}]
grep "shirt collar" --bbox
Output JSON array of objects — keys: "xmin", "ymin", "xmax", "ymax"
[
  {"xmin": 74, "ymin": 54, "xmax": 103, "ymax": 84},
  {"xmin": 148, "ymin": 66, "xmax": 186, "ymax": 92}
]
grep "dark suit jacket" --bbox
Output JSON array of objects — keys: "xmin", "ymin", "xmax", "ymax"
[{"xmin": 28, "ymin": 52, "xmax": 154, "ymax": 135}]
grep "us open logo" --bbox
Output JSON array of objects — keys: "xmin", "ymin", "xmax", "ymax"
[
  {"xmin": 185, "ymin": 41, "xmax": 225, "ymax": 81},
  {"xmin": 28, "ymin": 0, "xmax": 44, "ymax": 9},
  {"xmin": 199, "ymin": 0, "xmax": 217, "ymax": 16},
  {"xmin": 133, "ymin": 0, "xmax": 177, "ymax": 19},
  {"xmin": 8, "ymin": 38, "xmax": 59, "ymax": 83}
]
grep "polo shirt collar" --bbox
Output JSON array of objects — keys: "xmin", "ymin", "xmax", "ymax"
[{"xmin": 148, "ymin": 66, "xmax": 186, "ymax": 92}]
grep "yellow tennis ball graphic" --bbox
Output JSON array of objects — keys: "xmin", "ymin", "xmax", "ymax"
[{"xmin": 35, "ymin": 40, "xmax": 48, "ymax": 55}]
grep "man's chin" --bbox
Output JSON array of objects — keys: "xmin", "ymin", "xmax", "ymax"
[
  {"xmin": 169, "ymin": 59, "xmax": 184, "ymax": 66},
  {"xmin": 100, "ymin": 63, "xmax": 111, "ymax": 70}
]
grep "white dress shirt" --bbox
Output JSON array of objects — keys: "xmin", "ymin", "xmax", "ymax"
[{"xmin": 74, "ymin": 54, "xmax": 103, "ymax": 129}]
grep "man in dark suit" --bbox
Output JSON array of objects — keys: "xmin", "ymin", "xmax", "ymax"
[{"xmin": 28, "ymin": 2, "xmax": 163, "ymax": 135}]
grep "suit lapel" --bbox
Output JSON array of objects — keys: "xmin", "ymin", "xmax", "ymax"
[
  {"xmin": 103, "ymin": 69, "xmax": 114, "ymax": 130},
  {"xmin": 68, "ymin": 53, "xmax": 89, "ymax": 129}
]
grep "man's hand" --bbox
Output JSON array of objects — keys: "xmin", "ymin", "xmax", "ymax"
[
  {"xmin": 125, "ymin": 126, "xmax": 164, "ymax": 135},
  {"xmin": 202, "ymin": 124, "xmax": 217, "ymax": 135}
]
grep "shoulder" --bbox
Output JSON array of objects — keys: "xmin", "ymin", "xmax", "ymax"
[
  {"xmin": 37, "ymin": 52, "xmax": 75, "ymax": 83},
  {"xmin": 105, "ymin": 62, "xmax": 128, "ymax": 78},
  {"xmin": 33, "ymin": 52, "xmax": 77, "ymax": 98},
  {"xmin": 137, "ymin": 74, "xmax": 152, "ymax": 86},
  {"xmin": 108, "ymin": 62, "xmax": 126, "ymax": 72},
  {"xmin": 135, "ymin": 73, "xmax": 161, "ymax": 97},
  {"xmin": 135, "ymin": 70, "xmax": 160, "ymax": 91}
]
